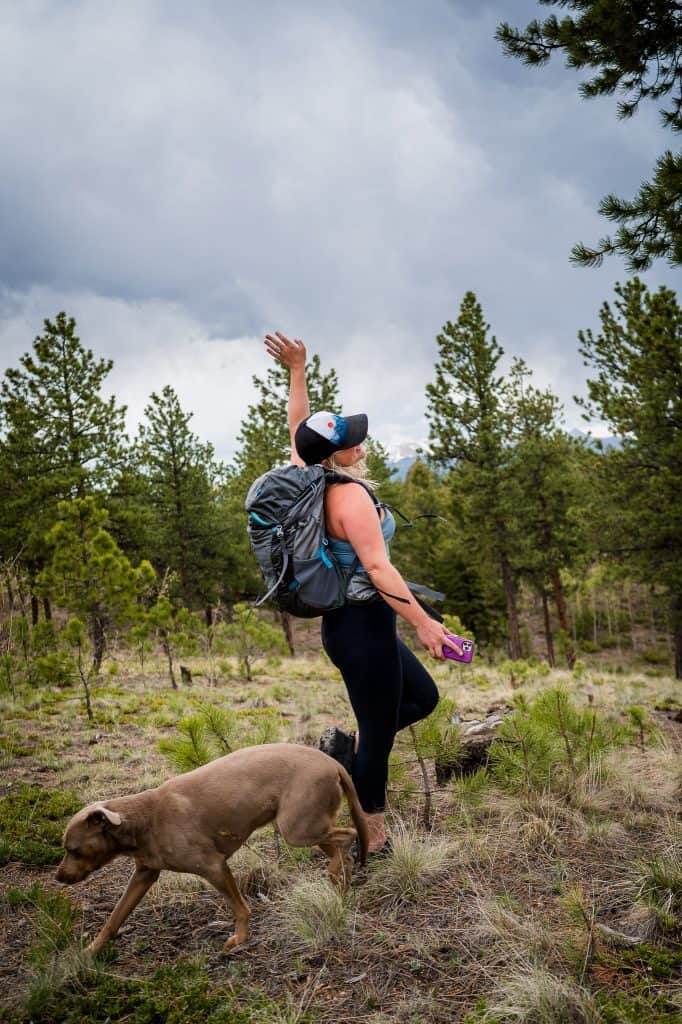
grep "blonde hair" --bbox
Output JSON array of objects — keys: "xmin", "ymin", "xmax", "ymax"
[{"xmin": 324, "ymin": 453, "xmax": 379, "ymax": 490}]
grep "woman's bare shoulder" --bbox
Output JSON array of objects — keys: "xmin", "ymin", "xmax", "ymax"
[{"xmin": 325, "ymin": 481, "xmax": 374, "ymax": 514}]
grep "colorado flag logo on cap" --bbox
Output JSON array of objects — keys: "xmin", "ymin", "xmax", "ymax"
[{"xmin": 306, "ymin": 411, "xmax": 348, "ymax": 446}]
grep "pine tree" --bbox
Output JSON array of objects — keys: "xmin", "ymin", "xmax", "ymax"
[
  {"xmin": 506, "ymin": 360, "xmax": 589, "ymax": 666},
  {"xmin": 497, "ymin": 2, "xmax": 682, "ymax": 270},
  {"xmin": 38, "ymin": 497, "xmax": 154, "ymax": 675},
  {"xmin": 137, "ymin": 386, "xmax": 231, "ymax": 611},
  {"xmin": 576, "ymin": 277, "xmax": 682, "ymax": 676},
  {"xmin": 0, "ymin": 313, "xmax": 127, "ymax": 606},
  {"xmin": 425, "ymin": 292, "xmax": 523, "ymax": 657}
]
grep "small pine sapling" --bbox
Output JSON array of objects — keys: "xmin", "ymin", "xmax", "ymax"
[{"xmin": 221, "ymin": 603, "xmax": 288, "ymax": 681}]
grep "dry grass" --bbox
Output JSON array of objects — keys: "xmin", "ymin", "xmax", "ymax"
[
  {"xmin": 1, "ymin": 642, "xmax": 681, "ymax": 1022},
  {"xmin": 483, "ymin": 964, "xmax": 602, "ymax": 1023},
  {"xmin": 273, "ymin": 878, "xmax": 353, "ymax": 949},
  {"xmin": 364, "ymin": 821, "xmax": 457, "ymax": 907}
]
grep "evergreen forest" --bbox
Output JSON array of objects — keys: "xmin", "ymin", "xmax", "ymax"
[{"xmin": 1, "ymin": 278, "xmax": 680, "ymax": 690}]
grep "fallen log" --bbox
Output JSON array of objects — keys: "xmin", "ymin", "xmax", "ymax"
[{"xmin": 435, "ymin": 705, "xmax": 512, "ymax": 784}]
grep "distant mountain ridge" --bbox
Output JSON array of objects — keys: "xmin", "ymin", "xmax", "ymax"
[{"xmin": 386, "ymin": 430, "xmax": 621, "ymax": 479}]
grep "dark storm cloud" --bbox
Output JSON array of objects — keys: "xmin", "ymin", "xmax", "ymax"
[{"xmin": 0, "ymin": 1, "xmax": 677, "ymax": 457}]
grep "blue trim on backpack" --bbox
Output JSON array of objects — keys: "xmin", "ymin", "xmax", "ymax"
[
  {"xmin": 249, "ymin": 511, "xmax": 274, "ymax": 527},
  {"xmin": 319, "ymin": 541, "xmax": 334, "ymax": 570}
]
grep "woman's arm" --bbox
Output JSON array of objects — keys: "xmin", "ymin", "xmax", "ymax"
[
  {"xmin": 337, "ymin": 485, "xmax": 459, "ymax": 659},
  {"xmin": 264, "ymin": 332, "xmax": 309, "ymax": 467}
]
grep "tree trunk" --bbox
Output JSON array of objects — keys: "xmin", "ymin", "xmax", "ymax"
[
  {"xmin": 4, "ymin": 573, "xmax": 15, "ymax": 611},
  {"xmin": 279, "ymin": 611, "xmax": 295, "ymax": 656},
  {"xmin": 542, "ymin": 591, "xmax": 555, "ymax": 667},
  {"xmin": 605, "ymin": 595, "xmax": 613, "ymax": 639},
  {"xmin": 161, "ymin": 633, "xmax": 177, "ymax": 689},
  {"xmin": 625, "ymin": 584, "xmax": 635, "ymax": 649},
  {"xmin": 205, "ymin": 605, "xmax": 213, "ymax": 628},
  {"xmin": 31, "ymin": 593, "xmax": 39, "ymax": 626},
  {"xmin": 500, "ymin": 555, "xmax": 521, "ymax": 659},
  {"xmin": 92, "ymin": 615, "xmax": 106, "ymax": 673},
  {"xmin": 672, "ymin": 593, "xmax": 682, "ymax": 680},
  {"xmin": 551, "ymin": 568, "xmax": 575, "ymax": 668},
  {"xmin": 43, "ymin": 597, "xmax": 52, "ymax": 622}
]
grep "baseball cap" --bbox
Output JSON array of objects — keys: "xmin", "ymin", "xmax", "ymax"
[{"xmin": 295, "ymin": 410, "xmax": 369, "ymax": 465}]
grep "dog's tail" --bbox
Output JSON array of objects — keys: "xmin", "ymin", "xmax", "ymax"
[{"xmin": 337, "ymin": 765, "xmax": 369, "ymax": 865}]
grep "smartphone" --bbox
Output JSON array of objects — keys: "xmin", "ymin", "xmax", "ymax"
[{"xmin": 442, "ymin": 634, "xmax": 475, "ymax": 664}]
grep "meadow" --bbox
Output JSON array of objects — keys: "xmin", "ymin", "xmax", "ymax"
[{"xmin": 1, "ymin": 615, "xmax": 680, "ymax": 1024}]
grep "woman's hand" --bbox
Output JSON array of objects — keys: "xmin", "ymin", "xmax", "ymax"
[
  {"xmin": 264, "ymin": 331, "xmax": 307, "ymax": 370},
  {"xmin": 416, "ymin": 618, "xmax": 462, "ymax": 660}
]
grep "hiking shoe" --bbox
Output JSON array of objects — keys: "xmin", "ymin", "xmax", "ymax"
[{"xmin": 319, "ymin": 726, "xmax": 355, "ymax": 774}]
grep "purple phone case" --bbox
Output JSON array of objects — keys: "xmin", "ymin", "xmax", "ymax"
[{"xmin": 443, "ymin": 634, "xmax": 475, "ymax": 664}]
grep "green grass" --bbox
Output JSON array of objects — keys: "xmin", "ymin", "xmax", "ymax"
[
  {"xmin": 0, "ymin": 784, "xmax": 82, "ymax": 866},
  {"xmin": 593, "ymin": 945, "xmax": 682, "ymax": 1023},
  {"xmin": 4, "ymin": 957, "xmax": 282, "ymax": 1024},
  {"xmin": 4, "ymin": 884, "xmax": 79, "ymax": 965}
]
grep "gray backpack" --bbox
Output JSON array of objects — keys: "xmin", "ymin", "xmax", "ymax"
[
  {"xmin": 245, "ymin": 464, "xmax": 447, "ymax": 619},
  {"xmin": 245, "ymin": 465, "xmax": 364, "ymax": 618}
]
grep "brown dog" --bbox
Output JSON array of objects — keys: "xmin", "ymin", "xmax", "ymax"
[{"xmin": 56, "ymin": 743, "xmax": 368, "ymax": 954}]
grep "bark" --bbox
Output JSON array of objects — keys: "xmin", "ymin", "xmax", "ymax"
[
  {"xmin": 205, "ymin": 605, "xmax": 213, "ymax": 628},
  {"xmin": 30, "ymin": 593, "xmax": 39, "ymax": 626},
  {"xmin": 551, "ymin": 568, "xmax": 575, "ymax": 667},
  {"xmin": 500, "ymin": 555, "xmax": 521, "ymax": 659},
  {"xmin": 672, "ymin": 593, "xmax": 682, "ymax": 681},
  {"xmin": 43, "ymin": 596, "xmax": 52, "ymax": 622},
  {"xmin": 542, "ymin": 590, "xmax": 555, "ymax": 667},
  {"xmin": 625, "ymin": 584, "xmax": 635, "ymax": 649},
  {"xmin": 161, "ymin": 632, "xmax": 177, "ymax": 689},
  {"xmin": 92, "ymin": 615, "xmax": 106, "ymax": 673}
]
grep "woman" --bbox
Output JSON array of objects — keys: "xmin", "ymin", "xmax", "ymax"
[{"xmin": 264, "ymin": 331, "xmax": 460, "ymax": 853}]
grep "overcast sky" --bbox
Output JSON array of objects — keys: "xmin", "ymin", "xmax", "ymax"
[{"xmin": 1, "ymin": 1, "xmax": 678, "ymax": 460}]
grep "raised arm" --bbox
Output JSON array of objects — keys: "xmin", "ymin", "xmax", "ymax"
[{"xmin": 264, "ymin": 332, "xmax": 309, "ymax": 467}]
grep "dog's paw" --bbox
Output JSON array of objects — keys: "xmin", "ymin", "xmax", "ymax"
[{"xmin": 222, "ymin": 934, "xmax": 242, "ymax": 952}]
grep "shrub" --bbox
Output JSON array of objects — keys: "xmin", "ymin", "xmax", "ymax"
[
  {"xmin": 488, "ymin": 688, "xmax": 625, "ymax": 794},
  {"xmin": 27, "ymin": 651, "xmax": 76, "ymax": 689},
  {"xmin": 159, "ymin": 704, "xmax": 287, "ymax": 772},
  {"xmin": 640, "ymin": 648, "xmax": 670, "ymax": 665},
  {"xmin": 219, "ymin": 604, "xmax": 288, "ymax": 681}
]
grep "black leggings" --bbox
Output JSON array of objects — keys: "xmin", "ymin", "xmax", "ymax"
[{"xmin": 321, "ymin": 599, "xmax": 439, "ymax": 813}]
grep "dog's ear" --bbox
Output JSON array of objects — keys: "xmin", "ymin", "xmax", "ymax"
[{"xmin": 87, "ymin": 804, "xmax": 122, "ymax": 828}]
